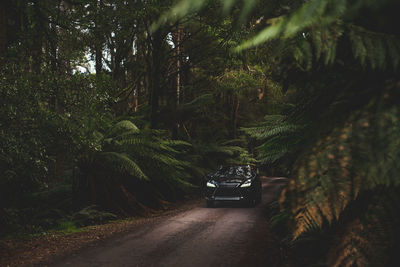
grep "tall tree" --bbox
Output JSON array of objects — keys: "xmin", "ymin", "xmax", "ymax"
[{"xmin": 0, "ymin": 2, "xmax": 7, "ymax": 57}]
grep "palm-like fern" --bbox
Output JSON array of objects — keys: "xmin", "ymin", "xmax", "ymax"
[
  {"xmin": 278, "ymin": 91, "xmax": 400, "ymax": 265},
  {"xmin": 95, "ymin": 152, "xmax": 148, "ymax": 181},
  {"xmin": 348, "ymin": 24, "xmax": 400, "ymax": 70},
  {"xmin": 78, "ymin": 119, "xmax": 198, "ymax": 214},
  {"xmin": 326, "ymin": 190, "xmax": 400, "ymax": 266},
  {"xmin": 157, "ymin": 0, "xmax": 400, "ymax": 71},
  {"xmin": 242, "ymin": 115, "xmax": 303, "ymax": 165},
  {"xmin": 157, "ymin": 1, "xmax": 400, "ymax": 265}
]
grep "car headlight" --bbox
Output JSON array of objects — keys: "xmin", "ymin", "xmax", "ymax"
[
  {"xmin": 240, "ymin": 179, "xmax": 252, "ymax": 187},
  {"xmin": 207, "ymin": 181, "xmax": 216, "ymax": 188}
]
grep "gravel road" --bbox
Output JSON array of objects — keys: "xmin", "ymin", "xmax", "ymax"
[{"xmin": 53, "ymin": 177, "xmax": 287, "ymax": 267}]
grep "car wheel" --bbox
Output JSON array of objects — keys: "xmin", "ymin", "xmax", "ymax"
[
  {"xmin": 257, "ymin": 193, "xmax": 262, "ymax": 204},
  {"xmin": 206, "ymin": 200, "xmax": 214, "ymax": 208},
  {"xmin": 248, "ymin": 198, "xmax": 257, "ymax": 207}
]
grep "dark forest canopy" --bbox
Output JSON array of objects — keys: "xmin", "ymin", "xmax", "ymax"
[{"xmin": 1, "ymin": 0, "xmax": 400, "ymax": 266}]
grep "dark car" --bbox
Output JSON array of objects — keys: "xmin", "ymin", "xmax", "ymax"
[{"xmin": 205, "ymin": 165, "xmax": 262, "ymax": 207}]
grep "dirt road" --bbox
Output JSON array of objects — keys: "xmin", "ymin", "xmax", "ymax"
[{"xmin": 52, "ymin": 177, "xmax": 287, "ymax": 267}]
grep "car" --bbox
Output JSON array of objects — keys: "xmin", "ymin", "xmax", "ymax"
[{"xmin": 205, "ymin": 165, "xmax": 262, "ymax": 207}]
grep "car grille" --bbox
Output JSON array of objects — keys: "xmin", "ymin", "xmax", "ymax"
[
  {"xmin": 218, "ymin": 182, "xmax": 240, "ymax": 188},
  {"xmin": 215, "ymin": 187, "xmax": 240, "ymax": 197}
]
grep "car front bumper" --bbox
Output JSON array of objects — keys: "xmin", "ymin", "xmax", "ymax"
[{"xmin": 205, "ymin": 186, "xmax": 255, "ymax": 202}]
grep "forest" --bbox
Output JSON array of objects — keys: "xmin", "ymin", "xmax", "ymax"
[{"xmin": 1, "ymin": 0, "xmax": 400, "ymax": 266}]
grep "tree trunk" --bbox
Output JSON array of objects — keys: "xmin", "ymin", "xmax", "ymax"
[
  {"xmin": 172, "ymin": 27, "xmax": 183, "ymax": 107},
  {"xmin": 59, "ymin": 0, "xmax": 72, "ymax": 74},
  {"xmin": 95, "ymin": 0, "xmax": 103, "ymax": 75},
  {"xmin": 134, "ymin": 78, "xmax": 142, "ymax": 112},
  {"xmin": 94, "ymin": 29, "xmax": 102, "ymax": 74},
  {"xmin": 150, "ymin": 29, "xmax": 162, "ymax": 128},
  {"xmin": 30, "ymin": 0, "xmax": 44, "ymax": 74},
  {"xmin": 231, "ymin": 95, "xmax": 240, "ymax": 138},
  {"xmin": 0, "ymin": 2, "xmax": 7, "ymax": 58},
  {"xmin": 172, "ymin": 26, "xmax": 183, "ymax": 137},
  {"xmin": 95, "ymin": 44, "xmax": 102, "ymax": 74}
]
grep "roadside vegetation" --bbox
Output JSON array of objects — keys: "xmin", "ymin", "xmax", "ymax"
[{"xmin": 1, "ymin": 0, "xmax": 400, "ymax": 266}]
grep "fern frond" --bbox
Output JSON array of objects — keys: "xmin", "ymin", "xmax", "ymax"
[
  {"xmin": 158, "ymin": 0, "xmax": 399, "ymax": 72},
  {"xmin": 286, "ymin": 92, "xmax": 400, "ymax": 240},
  {"xmin": 97, "ymin": 152, "xmax": 148, "ymax": 181},
  {"xmin": 257, "ymin": 145, "xmax": 290, "ymax": 164},
  {"xmin": 108, "ymin": 120, "xmax": 139, "ymax": 137},
  {"xmin": 327, "ymin": 190, "xmax": 400, "ymax": 267},
  {"xmin": 236, "ymin": 0, "xmax": 346, "ymax": 50},
  {"xmin": 263, "ymin": 114, "xmax": 286, "ymax": 123},
  {"xmin": 242, "ymin": 115, "xmax": 303, "ymax": 164},
  {"xmin": 117, "ymin": 136, "xmax": 166, "ymax": 152},
  {"xmin": 242, "ymin": 115, "xmax": 300, "ymax": 140},
  {"xmin": 293, "ymin": 39, "xmax": 313, "ymax": 71},
  {"xmin": 220, "ymin": 139, "xmax": 245, "ymax": 146},
  {"xmin": 149, "ymin": 153, "xmax": 191, "ymax": 169},
  {"xmin": 252, "ymin": 124, "xmax": 301, "ymax": 140},
  {"xmin": 92, "ymin": 130, "xmax": 104, "ymax": 142},
  {"xmin": 348, "ymin": 24, "xmax": 400, "ymax": 69},
  {"xmin": 164, "ymin": 140, "xmax": 193, "ymax": 148}
]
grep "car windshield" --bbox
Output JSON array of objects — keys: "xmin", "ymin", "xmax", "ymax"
[{"xmin": 219, "ymin": 166, "xmax": 251, "ymax": 176}]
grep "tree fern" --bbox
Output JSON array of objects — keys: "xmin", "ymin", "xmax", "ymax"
[
  {"xmin": 244, "ymin": 123, "xmax": 301, "ymax": 140},
  {"xmin": 164, "ymin": 140, "xmax": 193, "ymax": 150},
  {"xmin": 108, "ymin": 120, "xmax": 139, "ymax": 137},
  {"xmin": 326, "ymin": 190, "xmax": 400, "ymax": 266},
  {"xmin": 256, "ymin": 140, "xmax": 292, "ymax": 164},
  {"xmin": 158, "ymin": 0, "xmax": 400, "ymax": 72},
  {"xmin": 348, "ymin": 24, "xmax": 400, "ymax": 69},
  {"xmin": 156, "ymin": 2, "xmax": 400, "ymax": 265},
  {"xmin": 242, "ymin": 115, "xmax": 303, "ymax": 164},
  {"xmin": 78, "ymin": 118, "xmax": 201, "ymax": 213},
  {"xmin": 282, "ymin": 92, "xmax": 400, "ymax": 244},
  {"xmin": 96, "ymin": 152, "xmax": 148, "ymax": 181}
]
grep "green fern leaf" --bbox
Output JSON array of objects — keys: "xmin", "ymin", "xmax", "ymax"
[
  {"xmin": 98, "ymin": 152, "xmax": 148, "ymax": 181},
  {"xmin": 108, "ymin": 120, "xmax": 139, "ymax": 137}
]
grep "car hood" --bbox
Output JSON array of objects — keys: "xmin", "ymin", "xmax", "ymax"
[{"xmin": 212, "ymin": 174, "xmax": 252, "ymax": 183}]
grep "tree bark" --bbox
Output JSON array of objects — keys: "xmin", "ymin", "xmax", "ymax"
[
  {"xmin": 0, "ymin": 2, "xmax": 7, "ymax": 58},
  {"xmin": 172, "ymin": 26, "xmax": 183, "ymax": 137},
  {"xmin": 150, "ymin": 28, "xmax": 162, "ymax": 128},
  {"xmin": 94, "ymin": 0, "xmax": 103, "ymax": 75},
  {"xmin": 231, "ymin": 95, "xmax": 240, "ymax": 138},
  {"xmin": 172, "ymin": 27, "xmax": 183, "ymax": 107},
  {"xmin": 95, "ymin": 43, "xmax": 102, "ymax": 74}
]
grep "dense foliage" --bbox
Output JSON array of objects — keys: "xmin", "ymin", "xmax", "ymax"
[
  {"xmin": 1, "ymin": 0, "xmax": 400, "ymax": 265},
  {"xmin": 162, "ymin": 0, "xmax": 400, "ymax": 265},
  {"xmin": 0, "ymin": 0, "xmax": 265, "ymax": 237}
]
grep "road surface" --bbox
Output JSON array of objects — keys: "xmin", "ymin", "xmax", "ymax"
[{"xmin": 53, "ymin": 177, "xmax": 287, "ymax": 267}]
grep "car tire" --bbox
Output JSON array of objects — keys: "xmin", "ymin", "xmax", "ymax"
[
  {"xmin": 206, "ymin": 200, "xmax": 214, "ymax": 208},
  {"xmin": 248, "ymin": 198, "xmax": 257, "ymax": 207},
  {"xmin": 256, "ymin": 193, "xmax": 262, "ymax": 204}
]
